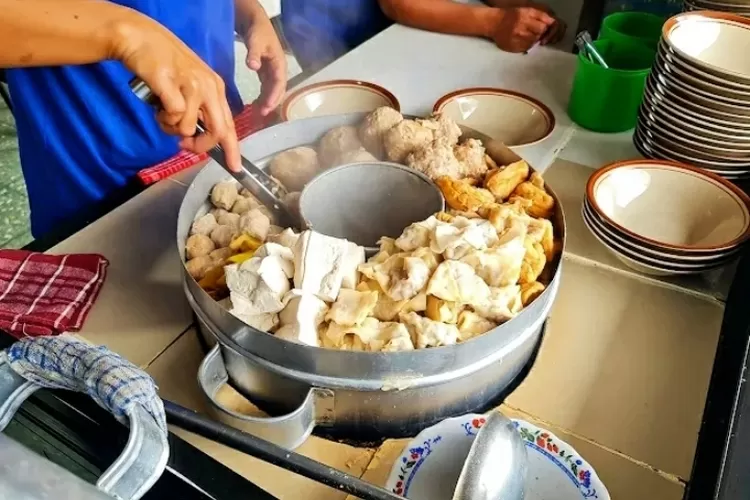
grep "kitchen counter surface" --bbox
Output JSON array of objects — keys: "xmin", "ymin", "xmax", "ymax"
[{"xmin": 26, "ymin": 22, "xmax": 740, "ymax": 500}]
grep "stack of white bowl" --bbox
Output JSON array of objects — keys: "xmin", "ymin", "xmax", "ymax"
[
  {"xmin": 684, "ymin": 0, "xmax": 750, "ymax": 16},
  {"xmin": 583, "ymin": 160, "xmax": 750, "ymax": 276},
  {"xmin": 635, "ymin": 11, "xmax": 750, "ymax": 181}
]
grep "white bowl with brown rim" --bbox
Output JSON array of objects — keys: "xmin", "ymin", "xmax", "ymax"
[
  {"xmin": 280, "ymin": 80, "xmax": 400, "ymax": 121},
  {"xmin": 433, "ymin": 87, "xmax": 554, "ymax": 147},
  {"xmin": 586, "ymin": 159, "xmax": 750, "ymax": 253}
]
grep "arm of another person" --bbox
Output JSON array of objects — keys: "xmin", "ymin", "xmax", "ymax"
[
  {"xmin": 0, "ymin": 0, "xmax": 241, "ymax": 170},
  {"xmin": 234, "ymin": 0, "xmax": 287, "ymax": 116},
  {"xmin": 378, "ymin": 0, "xmax": 559, "ymax": 52}
]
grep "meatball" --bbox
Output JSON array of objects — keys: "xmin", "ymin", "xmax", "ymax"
[
  {"xmin": 186, "ymin": 233, "xmax": 216, "ymax": 259},
  {"xmin": 454, "ymin": 139, "xmax": 489, "ymax": 179},
  {"xmin": 318, "ymin": 126, "xmax": 363, "ymax": 168},
  {"xmin": 268, "ymin": 146, "xmax": 320, "ymax": 192},
  {"xmin": 358, "ymin": 107, "xmax": 404, "ymax": 159},
  {"xmin": 216, "ymin": 211, "xmax": 240, "ymax": 229},
  {"xmin": 210, "ymin": 225, "xmax": 236, "ymax": 248},
  {"xmin": 417, "ymin": 113, "xmax": 462, "ymax": 145},
  {"xmin": 283, "ymin": 192, "xmax": 302, "ymax": 220},
  {"xmin": 190, "ymin": 213, "xmax": 218, "ymax": 236},
  {"xmin": 239, "ymin": 208, "xmax": 271, "ymax": 240},
  {"xmin": 211, "ymin": 181, "xmax": 238, "ymax": 210},
  {"xmin": 186, "ymin": 255, "xmax": 215, "ymax": 280},
  {"xmin": 231, "ymin": 196, "xmax": 258, "ymax": 215},
  {"xmin": 329, "ymin": 147, "xmax": 378, "ymax": 167},
  {"xmin": 405, "ymin": 139, "xmax": 463, "ymax": 180},
  {"xmin": 383, "ymin": 120, "xmax": 434, "ymax": 163},
  {"xmin": 210, "ymin": 247, "xmax": 234, "ymax": 264},
  {"xmin": 210, "ymin": 208, "xmax": 229, "ymax": 220}
]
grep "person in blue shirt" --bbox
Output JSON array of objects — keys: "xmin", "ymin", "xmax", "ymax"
[
  {"xmin": 282, "ymin": 0, "xmax": 566, "ymax": 72},
  {"xmin": 1, "ymin": 0, "xmax": 286, "ymax": 238}
]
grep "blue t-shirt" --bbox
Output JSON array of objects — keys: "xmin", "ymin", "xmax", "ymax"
[
  {"xmin": 281, "ymin": 0, "xmax": 391, "ymax": 72},
  {"xmin": 6, "ymin": 0, "xmax": 243, "ymax": 238}
]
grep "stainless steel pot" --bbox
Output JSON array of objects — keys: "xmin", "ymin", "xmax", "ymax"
[{"xmin": 177, "ymin": 113, "xmax": 566, "ymax": 446}]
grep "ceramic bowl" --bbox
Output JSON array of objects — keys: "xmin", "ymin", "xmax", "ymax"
[
  {"xmin": 663, "ymin": 12, "xmax": 750, "ymax": 83},
  {"xmin": 635, "ymin": 120, "xmax": 750, "ymax": 163},
  {"xmin": 587, "ymin": 159, "xmax": 750, "ymax": 252},
  {"xmin": 658, "ymin": 40, "xmax": 750, "ymax": 92},
  {"xmin": 637, "ymin": 114, "xmax": 750, "ymax": 154},
  {"xmin": 433, "ymin": 88, "xmax": 555, "ymax": 147},
  {"xmin": 646, "ymin": 77, "xmax": 750, "ymax": 125},
  {"xmin": 654, "ymin": 52, "xmax": 750, "ymax": 103},
  {"xmin": 280, "ymin": 80, "xmax": 400, "ymax": 121},
  {"xmin": 385, "ymin": 413, "xmax": 609, "ymax": 500}
]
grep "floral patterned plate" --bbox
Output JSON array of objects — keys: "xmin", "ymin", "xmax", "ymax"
[{"xmin": 385, "ymin": 413, "xmax": 610, "ymax": 500}]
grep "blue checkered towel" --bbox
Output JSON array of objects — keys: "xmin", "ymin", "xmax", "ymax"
[{"xmin": 4, "ymin": 336, "xmax": 167, "ymax": 434}]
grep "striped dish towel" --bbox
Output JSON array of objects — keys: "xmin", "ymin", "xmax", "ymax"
[
  {"xmin": 0, "ymin": 250, "xmax": 109, "ymax": 339},
  {"xmin": 136, "ymin": 104, "xmax": 274, "ymax": 185}
]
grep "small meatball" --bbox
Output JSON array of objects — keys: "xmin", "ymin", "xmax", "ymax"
[
  {"xmin": 417, "ymin": 113, "xmax": 462, "ymax": 145},
  {"xmin": 186, "ymin": 233, "xmax": 216, "ymax": 259},
  {"xmin": 186, "ymin": 255, "xmax": 215, "ymax": 280},
  {"xmin": 484, "ymin": 160, "xmax": 530, "ymax": 202},
  {"xmin": 239, "ymin": 208, "xmax": 271, "ymax": 240},
  {"xmin": 210, "ymin": 225, "xmax": 236, "ymax": 248},
  {"xmin": 283, "ymin": 191, "xmax": 302, "ymax": 220},
  {"xmin": 383, "ymin": 120, "xmax": 434, "ymax": 162},
  {"xmin": 358, "ymin": 106, "xmax": 404, "ymax": 159},
  {"xmin": 190, "ymin": 213, "xmax": 218, "ymax": 236},
  {"xmin": 454, "ymin": 139, "xmax": 489, "ymax": 179},
  {"xmin": 405, "ymin": 139, "xmax": 462, "ymax": 180},
  {"xmin": 269, "ymin": 146, "xmax": 320, "ymax": 192},
  {"xmin": 210, "ymin": 247, "xmax": 235, "ymax": 265},
  {"xmin": 210, "ymin": 208, "xmax": 230, "ymax": 220},
  {"xmin": 231, "ymin": 196, "xmax": 259, "ymax": 215},
  {"xmin": 211, "ymin": 181, "xmax": 239, "ymax": 210},
  {"xmin": 216, "ymin": 211, "xmax": 240, "ymax": 229},
  {"xmin": 318, "ymin": 126, "xmax": 363, "ymax": 168}
]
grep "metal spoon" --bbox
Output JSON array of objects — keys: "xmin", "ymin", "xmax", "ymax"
[
  {"xmin": 453, "ymin": 411, "xmax": 528, "ymax": 500},
  {"xmin": 129, "ymin": 78, "xmax": 299, "ymax": 229},
  {"xmin": 575, "ymin": 31, "xmax": 609, "ymax": 69}
]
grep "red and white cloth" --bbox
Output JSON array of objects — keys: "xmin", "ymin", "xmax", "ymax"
[
  {"xmin": 0, "ymin": 250, "xmax": 109, "ymax": 339},
  {"xmin": 136, "ymin": 104, "xmax": 273, "ymax": 185}
]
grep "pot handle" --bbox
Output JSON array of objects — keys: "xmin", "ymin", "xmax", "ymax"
[
  {"xmin": 0, "ymin": 337, "xmax": 169, "ymax": 500},
  {"xmin": 198, "ymin": 345, "xmax": 329, "ymax": 450}
]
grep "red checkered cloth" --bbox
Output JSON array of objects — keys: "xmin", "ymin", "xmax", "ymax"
[
  {"xmin": 0, "ymin": 250, "xmax": 109, "ymax": 339},
  {"xmin": 136, "ymin": 104, "xmax": 273, "ymax": 185}
]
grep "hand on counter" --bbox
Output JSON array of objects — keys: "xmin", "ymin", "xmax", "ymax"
[{"xmin": 489, "ymin": 7, "xmax": 558, "ymax": 53}]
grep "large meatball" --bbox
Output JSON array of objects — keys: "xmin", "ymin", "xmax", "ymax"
[
  {"xmin": 358, "ymin": 107, "xmax": 404, "ymax": 159},
  {"xmin": 318, "ymin": 126, "xmax": 363, "ymax": 168},
  {"xmin": 231, "ymin": 196, "xmax": 258, "ymax": 215},
  {"xmin": 269, "ymin": 146, "xmax": 320, "ymax": 192},
  {"xmin": 210, "ymin": 180, "xmax": 239, "ymax": 210},
  {"xmin": 417, "ymin": 113, "xmax": 462, "ymax": 145},
  {"xmin": 405, "ymin": 139, "xmax": 463, "ymax": 180},
  {"xmin": 239, "ymin": 208, "xmax": 271, "ymax": 240},
  {"xmin": 283, "ymin": 191, "xmax": 302, "ymax": 220},
  {"xmin": 383, "ymin": 120, "xmax": 434, "ymax": 163},
  {"xmin": 186, "ymin": 234, "xmax": 216, "ymax": 259}
]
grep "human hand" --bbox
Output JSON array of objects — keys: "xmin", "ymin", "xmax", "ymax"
[
  {"xmin": 243, "ymin": 16, "xmax": 287, "ymax": 116},
  {"xmin": 112, "ymin": 15, "xmax": 241, "ymax": 170},
  {"xmin": 521, "ymin": 2, "xmax": 567, "ymax": 45},
  {"xmin": 490, "ymin": 7, "xmax": 556, "ymax": 53}
]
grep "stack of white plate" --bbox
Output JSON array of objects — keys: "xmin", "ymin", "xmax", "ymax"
[
  {"xmin": 684, "ymin": 0, "xmax": 750, "ymax": 16},
  {"xmin": 583, "ymin": 160, "xmax": 750, "ymax": 276},
  {"xmin": 635, "ymin": 11, "xmax": 750, "ymax": 181}
]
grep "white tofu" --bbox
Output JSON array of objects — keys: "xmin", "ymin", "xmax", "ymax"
[
  {"xmin": 293, "ymin": 231, "xmax": 350, "ymax": 302},
  {"xmin": 225, "ymin": 253, "xmax": 291, "ymax": 315},
  {"xmin": 254, "ymin": 243, "xmax": 295, "ymax": 278},
  {"xmin": 275, "ymin": 290, "xmax": 329, "ymax": 347},
  {"xmin": 267, "ymin": 228, "xmax": 300, "ymax": 251},
  {"xmin": 229, "ymin": 307, "xmax": 279, "ymax": 332},
  {"xmin": 341, "ymin": 242, "xmax": 365, "ymax": 289}
]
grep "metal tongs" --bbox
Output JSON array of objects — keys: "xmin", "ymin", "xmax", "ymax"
[{"xmin": 129, "ymin": 78, "xmax": 299, "ymax": 228}]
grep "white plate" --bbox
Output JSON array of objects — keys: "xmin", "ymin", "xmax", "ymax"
[{"xmin": 385, "ymin": 413, "xmax": 609, "ymax": 500}]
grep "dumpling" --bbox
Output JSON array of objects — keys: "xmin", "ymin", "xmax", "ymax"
[
  {"xmin": 369, "ymin": 322, "xmax": 415, "ymax": 352},
  {"xmin": 431, "ymin": 216, "xmax": 499, "ymax": 260},
  {"xmin": 211, "ymin": 180, "xmax": 239, "ymax": 210},
  {"xmin": 460, "ymin": 223, "xmax": 526, "ymax": 287},
  {"xmin": 359, "ymin": 254, "xmax": 431, "ymax": 301},
  {"xmin": 416, "ymin": 113, "xmax": 462, "ymax": 145},
  {"xmin": 426, "ymin": 260, "xmax": 490, "ymax": 306},
  {"xmin": 318, "ymin": 126, "xmax": 363, "ymax": 168},
  {"xmin": 323, "ymin": 317, "xmax": 381, "ymax": 350},
  {"xmin": 457, "ymin": 310, "xmax": 497, "ymax": 341},
  {"xmin": 395, "ymin": 216, "xmax": 441, "ymax": 252},
  {"xmin": 454, "ymin": 139, "xmax": 489, "ymax": 179},
  {"xmin": 425, "ymin": 295, "xmax": 462, "ymax": 324},
  {"xmin": 473, "ymin": 285, "xmax": 523, "ymax": 323},
  {"xmin": 359, "ymin": 106, "xmax": 404, "ymax": 158},
  {"xmin": 326, "ymin": 289, "xmax": 379, "ymax": 326},
  {"xmin": 399, "ymin": 311, "xmax": 459, "ymax": 349},
  {"xmin": 383, "ymin": 120, "xmax": 434, "ymax": 162},
  {"xmin": 405, "ymin": 138, "xmax": 463, "ymax": 180},
  {"xmin": 269, "ymin": 147, "xmax": 320, "ymax": 192}
]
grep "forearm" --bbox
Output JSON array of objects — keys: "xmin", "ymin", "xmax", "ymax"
[
  {"xmin": 0, "ymin": 0, "xmax": 146, "ymax": 68},
  {"xmin": 378, "ymin": 0, "xmax": 502, "ymax": 38},
  {"xmin": 234, "ymin": 0, "xmax": 271, "ymax": 37}
]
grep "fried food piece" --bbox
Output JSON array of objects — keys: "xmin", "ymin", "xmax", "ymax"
[
  {"xmin": 211, "ymin": 180, "xmax": 239, "ymax": 210},
  {"xmin": 436, "ymin": 176, "xmax": 495, "ymax": 213},
  {"xmin": 457, "ymin": 310, "xmax": 497, "ymax": 341},
  {"xmin": 186, "ymin": 255, "xmax": 215, "ymax": 281},
  {"xmin": 186, "ymin": 234, "xmax": 215, "ymax": 259},
  {"xmin": 229, "ymin": 233, "xmax": 263, "ymax": 253},
  {"xmin": 519, "ymin": 237, "xmax": 546, "ymax": 284},
  {"xmin": 478, "ymin": 200, "xmax": 531, "ymax": 233},
  {"xmin": 520, "ymin": 281, "xmax": 545, "ymax": 306},
  {"xmin": 319, "ymin": 126, "xmax": 362, "ymax": 168},
  {"xmin": 453, "ymin": 139, "xmax": 489, "ymax": 179},
  {"xmin": 484, "ymin": 160, "xmax": 530, "ymax": 201},
  {"xmin": 435, "ymin": 211, "xmax": 455, "ymax": 223},
  {"xmin": 416, "ymin": 113, "xmax": 462, "ymax": 145},
  {"xmin": 198, "ymin": 265, "xmax": 226, "ymax": 291},
  {"xmin": 405, "ymin": 138, "xmax": 463, "ymax": 180},
  {"xmin": 425, "ymin": 295, "xmax": 462, "ymax": 324},
  {"xmin": 269, "ymin": 146, "xmax": 320, "ymax": 192},
  {"xmin": 359, "ymin": 106, "xmax": 404, "ymax": 159},
  {"xmin": 510, "ymin": 172, "xmax": 555, "ymax": 219},
  {"xmin": 383, "ymin": 119, "xmax": 434, "ymax": 162},
  {"xmin": 527, "ymin": 217, "xmax": 555, "ymax": 261}
]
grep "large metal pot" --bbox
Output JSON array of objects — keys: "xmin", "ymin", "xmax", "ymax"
[{"xmin": 178, "ymin": 114, "xmax": 566, "ymax": 447}]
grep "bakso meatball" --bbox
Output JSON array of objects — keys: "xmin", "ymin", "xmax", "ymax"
[
  {"xmin": 210, "ymin": 247, "xmax": 234, "ymax": 264},
  {"xmin": 269, "ymin": 146, "xmax": 320, "ymax": 192},
  {"xmin": 186, "ymin": 255, "xmax": 215, "ymax": 280},
  {"xmin": 454, "ymin": 139, "xmax": 489, "ymax": 179},
  {"xmin": 383, "ymin": 120, "xmax": 434, "ymax": 163},
  {"xmin": 318, "ymin": 126, "xmax": 363, "ymax": 168},
  {"xmin": 210, "ymin": 225, "xmax": 236, "ymax": 248},
  {"xmin": 405, "ymin": 139, "xmax": 462, "ymax": 180},
  {"xmin": 186, "ymin": 233, "xmax": 216, "ymax": 259},
  {"xmin": 190, "ymin": 213, "xmax": 218, "ymax": 236},
  {"xmin": 330, "ymin": 147, "xmax": 378, "ymax": 167},
  {"xmin": 283, "ymin": 191, "xmax": 302, "ymax": 220},
  {"xmin": 358, "ymin": 107, "xmax": 404, "ymax": 159},
  {"xmin": 231, "ymin": 196, "xmax": 258, "ymax": 215},
  {"xmin": 211, "ymin": 181, "xmax": 238, "ymax": 210},
  {"xmin": 417, "ymin": 113, "xmax": 462, "ymax": 145},
  {"xmin": 216, "ymin": 211, "xmax": 240, "ymax": 229},
  {"xmin": 239, "ymin": 208, "xmax": 271, "ymax": 240}
]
